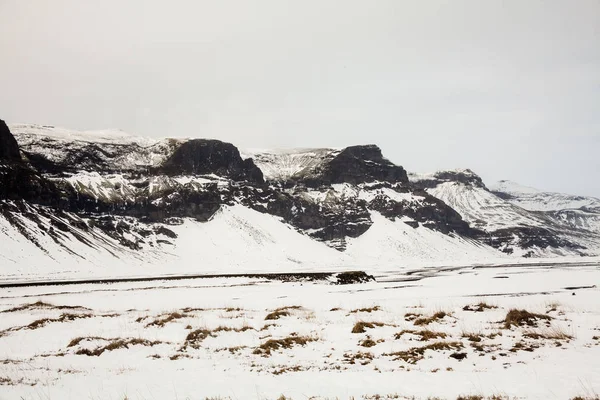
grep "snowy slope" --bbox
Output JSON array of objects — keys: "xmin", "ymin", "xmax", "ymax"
[
  {"xmin": 10, "ymin": 123, "xmax": 181, "ymax": 172},
  {"xmin": 490, "ymin": 179, "xmax": 600, "ymax": 212},
  {"xmin": 245, "ymin": 148, "xmax": 339, "ymax": 181},
  {"xmin": 427, "ymin": 181, "xmax": 546, "ymax": 231},
  {"xmin": 344, "ymin": 211, "xmax": 505, "ymax": 267},
  {"xmin": 0, "ymin": 204, "xmax": 351, "ymax": 282}
]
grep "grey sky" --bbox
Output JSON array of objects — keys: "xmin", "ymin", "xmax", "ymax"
[{"xmin": 1, "ymin": 0, "xmax": 599, "ymax": 196}]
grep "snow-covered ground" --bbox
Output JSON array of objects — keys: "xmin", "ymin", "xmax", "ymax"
[{"xmin": 0, "ymin": 263, "xmax": 599, "ymax": 399}]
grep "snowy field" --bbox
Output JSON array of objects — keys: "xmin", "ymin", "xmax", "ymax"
[{"xmin": 0, "ymin": 263, "xmax": 599, "ymax": 400}]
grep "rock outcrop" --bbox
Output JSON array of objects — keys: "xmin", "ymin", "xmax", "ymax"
[
  {"xmin": 160, "ymin": 139, "xmax": 264, "ymax": 183},
  {"xmin": 0, "ymin": 119, "xmax": 21, "ymax": 161}
]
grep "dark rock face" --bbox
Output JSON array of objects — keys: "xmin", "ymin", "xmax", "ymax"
[
  {"xmin": 482, "ymin": 226, "xmax": 586, "ymax": 257},
  {"xmin": 160, "ymin": 139, "xmax": 264, "ymax": 183},
  {"xmin": 0, "ymin": 120, "xmax": 21, "ymax": 161},
  {"xmin": 304, "ymin": 145, "xmax": 408, "ymax": 186}
]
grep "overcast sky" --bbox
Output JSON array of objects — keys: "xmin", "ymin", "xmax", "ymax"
[{"xmin": 1, "ymin": 1, "xmax": 599, "ymax": 196}]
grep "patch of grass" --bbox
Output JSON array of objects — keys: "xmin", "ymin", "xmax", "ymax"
[
  {"xmin": 350, "ymin": 306, "xmax": 381, "ymax": 313},
  {"xmin": 343, "ymin": 351, "xmax": 374, "ymax": 365},
  {"xmin": 75, "ymin": 338, "xmax": 161, "ymax": 356},
  {"xmin": 265, "ymin": 306, "xmax": 302, "ymax": 321},
  {"xmin": 253, "ymin": 336, "xmax": 316, "ymax": 356},
  {"xmin": 404, "ymin": 312, "xmax": 422, "ymax": 321},
  {"xmin": 1, "ymin": 301, "xmax": 90, "ymax": 313},
  {"xmin": 414, "ymin": 312, "xmax": 449, "ymax": 326},
  {"xmin": 212, "ymin": 325, "xmax": 254, "ymax": 333},
  {"xmin": 272, "ymin": 366, "xmax": 304, "ymax": 375},
  {"xmin": 183, "ymin": 329, "xmax": 214, "ymax": 349},
  {"xmin": 67, "ymin": 336, "xmax": 107, "ymax": 348},
  {"xmin": 352, "ymin": 321, "xmax": 385, "ymax": 333},
  {"xmin": 509, "ymin": 341, "xmax": 539, "ymax": 353},
  {"xmin": 395, "ymin": 329, "xmax": 447, "ymax": 341},
  {"xmin": 503, "ymin": 309, "xmax": 552, "ymax": 329},
  {"xmin": 329, "ymin": 307, "xmax": 342, "ymax": 312},
  {"xmin": 462, "ymin": 332, "xmax": 484, "ymax": 343},
  {"xmin": 360, "ymin": 338, "xmax": 377, "ymax": 348},
  {"xmin": 227, "ymin": 346, "xmax": 247, "ymax": 354},
  {"xmin": 146, "ymin": 312, "xmax": 189, "ymax": 327},
  {"xmin": 384, "ymin": 341, "xmax": 463, "ymax": 364},
  {"xmin": 571, "ymin": 396, "xmax": 600, "ymax": 400},
  {"xmin": 25, "ymin": 313, "xmax": 93, "ymax": 330},
  {"xmin": 462, "ymin": 302, "xmax": 497, "ymax": 312},
  {"xmin": 523, "ymin": 327, "xmax": 573, "ymax": 341}
]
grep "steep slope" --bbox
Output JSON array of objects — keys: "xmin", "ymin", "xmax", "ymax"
[
  {"xmin": 410, "ymin": 170, "xmax": 599, "ymax": 257},
  {"xmin": 490, "ymin": 180, "xmax": 600, "ymax": 212},
  {"xmin": 490, "ymin": 180, "xmax": 600, "ymax": 233}
]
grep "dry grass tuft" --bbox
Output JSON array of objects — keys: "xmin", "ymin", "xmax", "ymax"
[
  {"xmin": 404, "ymin": 312, "xmax": 422, "ymax": 321},
  {"xmin": 212, "ymin": 325, "xmax": 254, "ymax": 333},
  {"xmin": 75, "ymin": 338, "xmax": 161, "ymax": 356},
  {"xmin": 360, "ymin": 338, "xmax": 377, "ymax": 348},
  {"xmin": 146, "ymin": 312, "xmax": 189, "ymax": 327},
  {"xmin": 253, "ymin": 336, "xmax": 316, "ymax": 356},
  {"xmin": 265, "ymin": 306, "xmax": 302, "ymax": 321},
  {"xmin": 509, "ymin": 341, "xmax": 540, "ymax": 353},
  {"xmin": 25, "ymin": 313, "xmax": 93, "ymax": 330},
  {"xmin": 523, "ymin": 326, "xmax": 573, "ymax": 341},
  {"xmin": 2, "ymin": 301, "xmax": 90, "ymax": 313},
  {"xmin": 414, "ymin": 312, "xmax": 449, "ymax": 326},
  {"xmin": 504, "ymin": 309, "xmax": 552, "ymax": 329},
  {"xmin": 395, "ymin": 329, "xmax": 448, "ymax": 341},
  {"xmin": 183, "ymin": 329, "xmax": 214, "ymax": 349},
  {"xmin": 350, "ymin": 306, "xmax": 381, "ymax": 314},
  {"xmin": 352, "ymin": 321, "xmax": 385, "ymax": 334},
  {"xmin": 384, "ymin": 341, "xmax": 463, "ymax": 364},
  {"xmin": 343, "ymin": 351, "xmax": 374, "ymax": 365}
]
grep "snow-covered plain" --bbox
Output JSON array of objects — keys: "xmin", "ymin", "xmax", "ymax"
[{"xmin": 0, "ymin": 263, "xmax": 599, "ymax": 399}]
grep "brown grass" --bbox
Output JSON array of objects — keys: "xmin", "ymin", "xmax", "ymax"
[
  {"xmin": 1, "ymin": 301, "xmax": 90, "ymax": 313},
  {"xmin": 360, "ymin": 338, "xmax": 377, "ymax": 348},
  {"xmin": 352, "ymin": 321, "xmax": 385, "ymax": 333},
  {"xmin": 523, "ymin": 327, "xmax": 573, "ymax": 341},
  {"xmin": 146, "ymin": 312, "xmax": 189, "ymax": 327},
  {"xmin": 509, "ymin": 341, "xmax": 539, "ymax": 353},
  {"xmin": 395, "ymin": 329, "xmax": 448, "ymax": 341},
  {"xmin": 25, "ymin": 313, "xmax": 93, "ymax": 330},
  {"xmin": 343, "ymin": 351, "xmax": 374, "ymax": 365},
  {"xmin": 350, "ymin": 306, "xmax": 381, "ymax": 313},
  {"xmin": 212, "ymin": 325, "xmax": 254, "ymax": 333},
  {"xmin": 384, "ymin": 341, "xmax": 464, "ymax": 364},
  {"xmin": 404, "ymin": 312, "xmax": 422, "ymax": 321},
  {"xmin": 414, "ymin": 312, "xmax": 449, "ymax": 326},
  {"xmin": 503, "ymin": 309, "xmax": 552, "ymax": 329},
  {"xmin": 183, "ymin": 329, "xmax": 214, "ymax": 349},
  {"xmin": 265, "ymin": 306, "xmax": 302, "ymax": 320},
  {"xmin": 75, "ymin": 338, "xmax": 161, "ymax": 356},
  {"xmin": 253, "ymin": 336, "xmax": 316, "ymax": 356}
]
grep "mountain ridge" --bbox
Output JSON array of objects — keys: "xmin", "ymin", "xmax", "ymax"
[{"xmin": 1, "ymin": 121, "xmax": 599, "ymax": 280}]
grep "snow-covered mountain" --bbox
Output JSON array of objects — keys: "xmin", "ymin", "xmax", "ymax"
[
  {"xmin": 410, "ymin": 170, "xmax": 600, "ymax": 257},
  {"xmin": 1, "ymin": 121, "xmax": 598, "ymax": 280},
  {"xmin": 490, "ymin": 179, "xmax": 600, "ymax": 235}
]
